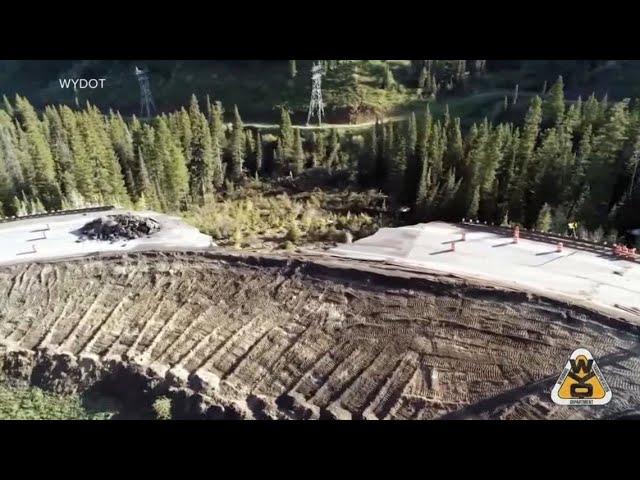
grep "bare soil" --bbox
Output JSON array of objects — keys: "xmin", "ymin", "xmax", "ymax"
[{"xmin": 0, "ymin": 250, "xmax": 639, "ymax": 419}]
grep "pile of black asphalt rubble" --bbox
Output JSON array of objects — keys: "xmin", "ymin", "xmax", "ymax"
[{"xmin": 80, "ymin": 214, "xmax": 161, "ymax": 241}]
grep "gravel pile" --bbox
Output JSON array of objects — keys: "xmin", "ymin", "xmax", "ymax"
[{"xmin": 80, "ymin": 214, "xmax": 161, "ymax": 241}]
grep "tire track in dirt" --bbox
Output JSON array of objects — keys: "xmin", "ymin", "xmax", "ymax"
[{"xmin": 0, "ymin": 251, "xmax": 638, "ymax": 419}]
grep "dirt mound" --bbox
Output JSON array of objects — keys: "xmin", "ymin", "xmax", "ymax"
[
  {"xmin": 80, "ymin": 214, "xmax": 160, "ymax": 241},
  {"xmin": 1, "ymin": 251, "xmax": 639, "ymax": 419}
]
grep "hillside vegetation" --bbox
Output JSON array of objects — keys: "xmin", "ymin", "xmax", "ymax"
[
  {"xmin": 0, "ymin": 60, "xmax": 486, "ymax": 122},
  {"xmin": 1, "ymin": 67, "xmax": 639, "ymax": 248},
  {"xmin": 0, "ymin": 384, "xmax": 117, "ymax": 420}
]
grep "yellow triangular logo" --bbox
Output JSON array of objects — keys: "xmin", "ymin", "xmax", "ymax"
[{"xmin": 551, "ymin": 348, "xmax": 612, "ymax": 405}]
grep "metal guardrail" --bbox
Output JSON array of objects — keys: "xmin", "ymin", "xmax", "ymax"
[
  {"xmin": 460, "ymin": 220, "xmax": 640, "ymax": 264},
  {"xmin": 0, "ymin": 206, "xmax": 115, "ymax": 224}
]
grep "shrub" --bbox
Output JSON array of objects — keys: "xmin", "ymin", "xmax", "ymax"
[
  {"xmin": 153, "ymin": 396, "xmax": 172, "ymax": 420},
  {"xmin": 285, "ymin": 222, "xmax": 302, "ymax": 244}
]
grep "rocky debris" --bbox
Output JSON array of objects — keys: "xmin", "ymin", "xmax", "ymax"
[
  {"xmin": 246, "ymin": 394, "xmax": 281, "ymax": 420},
  {"xmin": 0, "ymin": 343, "xmax": 284, "ymax": 420},
  {"xmin": 0, "ymin": 347, "xmax": 35, "ymax": 385},
  {"xmin": 276, "ymin": 391, "xmax": 320, "ymax": 420},
  {"xmin": 321, "ymin": 402, "xmax": 353, "ymax": 420},
  {"xmin": 166, "ymin": 366, "xmax": 190, "ymax": 388},
  {"xmin": 188, "ymin": 369, "xmax": 221, "ymax": 393},
  {"xmin": 80, "ymin": 214, "xmax": 160, "ymax": 241}
]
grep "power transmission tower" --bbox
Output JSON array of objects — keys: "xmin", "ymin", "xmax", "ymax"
[
  {"xmin": 306, "ymin": 62, "xmax": 325, "ymax": 125},
  {"xmin": 135, "ymin": 66, "xmax": 156, "ymax": 118}
]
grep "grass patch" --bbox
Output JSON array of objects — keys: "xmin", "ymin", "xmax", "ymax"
[{"xmin": 0, "ymin": 384, "xmax": 118, "ymax": 420}]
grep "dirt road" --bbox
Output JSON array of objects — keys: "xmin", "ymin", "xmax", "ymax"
[{"xmin": 1, "ymin": 250, "xmax": 638, "ymax": 419}]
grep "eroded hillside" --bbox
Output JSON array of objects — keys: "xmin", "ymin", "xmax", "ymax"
[{"xmin": 0, "ymin": 251, "xmax": 639, "ymax": 419}]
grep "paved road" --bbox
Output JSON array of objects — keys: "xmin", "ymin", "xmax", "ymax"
[{"xmin": 243, "ymin": 115, "xmax": 408, "ymax": 130}]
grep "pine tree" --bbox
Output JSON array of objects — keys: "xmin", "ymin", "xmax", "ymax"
[
  {"xmin": 178, "ymin": 108, "xmax": 192, "ymax": 164},
  {"xmin": 544, "ymin": 75, "xmax": 565, "ymax": 125},
  {"xmin": 155, "ymin": 117, "xmax": 189, "ymax": 208},
  {"xmin": 292, "ymin": 128, "xmax": 305, "ymax": 175},
  {"xmin": 445, "ymin": 117, "xmax": 464, "ymax": 173},
  {"xmin": 205, "ymin": 95, "xmax": 213, "ymax": 122},
  {"xmin": 467, "ymin": 185, "xmax": 480, "ymax": 218},
  {"xmin": 375, "ymin": 119, "xmax": 385, "ymax": 180},
  {"xmin": 279, "ymin": 106, "xmax": 294, "ymax": 163},
  {"xmin": 403, "ymin": 113, "xmax": 419, "ymax": 200},
  {"xmin": 274, "ymin": 139, "xmax": 285, "ymax": 173},
  {"xmin": 255, "ymin": 132, "xmax": 263, "ymax": 174},
  {"xmin": 188, "ymin": 94, "xmax": 201, "ymax": 125},
  {"xmin": 46, "ymin": 107, "xmax": 77, "ymax": 200},
  {"xmin": 512, "ymin": 96, "xmax": 543, "ymax": 222},
  {"xmin": 498, "ymin": 129, "xmax": 520, "ymax": 220},
  {"xmin": 2, "ymin": 95, "xmax": 13, "ymax": 116},
  {"xmin": 210, "ymin": 113, "xmax": 225, "ymax": 189},
  {"xmin": 382, "ymin": 62, "xmax": 396, "ymax": 90},
  {"xmin": 135, "ymin": 147, "xmax": 155, "ymax": 205},
  {"xmin": 108, "ymin": 111, "xmax": 136, "ymax": 200},
  {"xmin": 0, "ymin": 116, "xmax": 24, "ymax": 215},
  {"xmin": 480, "ymin": 126, "xmax": 505, "ymax": 194},
  {"xmin": 456, "ymin": 60, "xmax": 466, "ymax": 81},
  {"xmin": 586, "ymin": 100, "xmax": 630, "ymax": 226},
  {"xmin": 407, "ymin": 112, "xmax": 417, "ymax": 156},
  {"xmin": 443, "ymin": 104, "xmax": 451, "ymax": 133},
  {"xmin": 244, "ymin": 129, "xmax": 255, "ymax": 173},
  {"xmin": 460, "ymin": 121, "xmax": 488, "ymax": 218},
  {"xmin": 189, "ymin": 110, "xmax": 216, "ymax": 202},
  {"xmin": 388, "ymin": 135, "xmax": 407, "ymax": 197},
  {"xmin": 536, "ymin": 203, "xmax": 553, "ymax": 232},
  {"xmin": 210, "ymin": 101, "xmax": 226, "ymax": 149},
  {"xmin": 327, "ymin": 129, "xmax": 340, "ymax": 170},
  {"xmin": 527, "ymin": 127, "xmax": 561, "ymax": 224},
  {"xmin": 418, "ymin": 67, "xmax": 428, "ymax": 88},
  {"xmin": 60, "ymin": 106, "xmax": 95, "ymax": 202},
  {"xmin": 313, "ymin": 131, "xmax": 325, "ymax": 168},
  {"xmin": 14, "ymin": 96, "xmax": 61, "ymax": 209},
  {"xmin": 519, "ymin": 95, "xmax": 542, "ymax": 165},
  {"xmin": 582, "ymin": 93, "xmax": 600, "ymax": 130},
  {"xmin": 415, "ymin": 154, "xmax": 430, "ymax": 217},
  {"xmin": 358, "ymin": 126, "xmax": 377, "ymax": 184},
  {"xmin": 439, "ymin": 168, "xmax": 462, "ymax": 219},
  {"xmin": 428, "ymin": 121, "xmax": 445, "ymax": 181},
  {"xmin": 229, "ymin": 105, "xmax": 245, "ymax": 181}
]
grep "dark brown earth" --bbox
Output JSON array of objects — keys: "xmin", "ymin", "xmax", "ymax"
[{"xmin": 0, "ymin": 250, "xmax": 639, "ymax": 419}]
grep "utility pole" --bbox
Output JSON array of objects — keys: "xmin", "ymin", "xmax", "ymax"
[
  {"xmin": 135, "ymin": 66, "xmax": 156, "ymax": 118},
  {"xmin": 307, "ymin": 62, "xmax": 325, "ymax": 126}
]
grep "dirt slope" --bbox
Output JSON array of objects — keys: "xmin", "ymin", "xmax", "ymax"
[{"xmin": 0, "ymin": 251, "xmax": 639, "ymax": 419}]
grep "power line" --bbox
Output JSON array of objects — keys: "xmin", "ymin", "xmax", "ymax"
[
  {"xmin": 135, "ymin": 66, "xmax": 156, "ymax": 118},
  {"xmin": 306, "ymin": 62, "xmax": 325, "ymax": 126}
]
